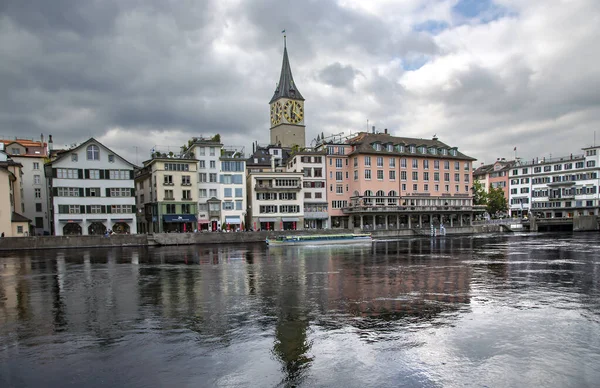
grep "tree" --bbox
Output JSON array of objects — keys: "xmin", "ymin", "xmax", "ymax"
[
  {"xmin": 486, "ymin": 186, "xmax": 508, "ymax": 216},
  {"xmin": 211, "ymin": 134, "xmax": 221, "ymax": 142},
  {"xmin": 472, "ymin": 180, "xmax": 487, "ymax": 206}
]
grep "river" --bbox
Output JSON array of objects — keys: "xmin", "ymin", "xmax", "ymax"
[{"xmin": 1, "ymin": 233, "xmax": 599, "ymax": 387}]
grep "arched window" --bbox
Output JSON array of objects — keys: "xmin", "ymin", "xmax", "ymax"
[
  {"xmin": 388, "ymin": 190, "xmax": 397, "ymax": 197},
  {"xmin": 375, "ymin": 190, "xmax": 385, "ymax": 205},
  {"xmin": 388, "ymin": 190, "xmax": 398, "ymax": 205},
  {"xmin": 87, "ymin": 145, "xmax": 100, "ymax": 160},
  {"xmin": 353, "ymin": 190, "xmax": 360, "ymax": 197},
  {"xmin": 364, "ymin": 190, "xmax": 373, "ymax": 205},
  {"xmin": 364, "ymin": 190, "xmax": 373, "ymax": 197}
]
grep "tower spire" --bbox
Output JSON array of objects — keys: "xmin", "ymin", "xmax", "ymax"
[{"xmin": 270, "ymin": 34, "xmax": 304, "ymax": 104}]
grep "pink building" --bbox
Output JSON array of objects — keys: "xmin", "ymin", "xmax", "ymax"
[{"xmin": 318, "ymin": 132, "xmax": 477, "ymax": 230}]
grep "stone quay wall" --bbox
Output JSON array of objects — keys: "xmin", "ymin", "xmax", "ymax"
[{"xmin": 0, "ymin": 225, "xmax": 506, "ymax": 251}]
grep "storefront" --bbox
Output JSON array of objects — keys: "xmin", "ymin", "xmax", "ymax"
[
  {"xmin": 87, "ymin": 219, "xmax": 107, "ymax": 235},
  {"xmin": 163, "ymin": 215, "xmax": 198, "ymax": 233},
  {"xmin": 60, "ymin": 219, "xmax": 83, "ymax": 235},
  {"xmin": 282, "ymin": 217, "xmax": 299, "ymax": 231},
  {"xmin": 258, "ymin": 217, "xmax": 276, "ymax": 231},
  {"xmin": 111, "ymin": 219, "xmax": 133, "ymax": 234},
  {"xmin": 224, "ymin": 216, "xmax": 241, "ymax": 231}
]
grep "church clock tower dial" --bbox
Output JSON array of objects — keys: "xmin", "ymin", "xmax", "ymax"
[{"xmin": 269, "ymin": 36, "xmax": 306, "ymax": 148}]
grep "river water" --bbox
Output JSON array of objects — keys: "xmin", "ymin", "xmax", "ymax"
[{"xmin": 1, "ymin": 233, "xmax": 599, "ymax": 387}]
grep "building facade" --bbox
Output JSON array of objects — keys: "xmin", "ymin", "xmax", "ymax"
[
  {"xmin": 247, "ymin": 171, "xmax": 304, "ymax": 231},
  {"xmin": 135, "ymin": 156, "xmax": 198, "ymax": 233},
  {"xmin": 509, "ymin": 146, "xmax": 600, "ymax": 218},
  {"xmin": 0, "ymin": 136, "xmax": 51, "ymax": 235},
  {"xmin": 45, "ymin": 138, "xmax": 137, "ymax": 236},
  {"xmin": 317, "ymin": 132, "xmax": 476, "ymax": 229},
  {"xmin": 287, "ymin": 150, "xmax": 328, "ymax": 229},
  {"xmin": 269, "ymin": 38, "xmax": 306, "ymax": 148},
  {"xmin": 0, "ymin": 148, "xmax": 30, "ymax": 237},
  {"xmin": 219, "ymin": 148, "xmax": 246, "ymax": 230}
]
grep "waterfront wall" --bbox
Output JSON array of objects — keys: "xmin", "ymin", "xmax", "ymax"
[{"xmin": 0, "ymin": 225, "xmax": 507, "ymax": 251}]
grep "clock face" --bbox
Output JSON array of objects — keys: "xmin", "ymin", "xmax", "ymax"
[
  {"xmin": 270, "ymin": 102, "xmax": 282, "ymax": 125},
  {"xmin": 283, "ymin": 100, "xmax": 303, "ymax": 124}
]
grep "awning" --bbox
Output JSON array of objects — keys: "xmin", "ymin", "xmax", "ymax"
[
  {"xmin": 225, "ymin": 216, "xmax": 241, "ymax": 224},
  {"xmin": 259, "ymin": 217, "xmax": 277, "ymax": 223},
  {"xmin": 163, "ymin": 215, "xmax": 198, "ymax": 223},
  {"xmin": 112, "ymin": 218, "xmax": 134, "ymax": 222},
  {"xmin": 198, "ymin": 220, "xmax": 210, "ymax": 224},
  {"xmin": 282, "ymin": 217, "xmax": 300, "ymax": 222},
  {"xmin": 58, "ymin": 219, "xmax": 83, "ymax": 223},
  {"xmin": 87, "ymin": 219, "xmax": 107, "ymax": 222}
]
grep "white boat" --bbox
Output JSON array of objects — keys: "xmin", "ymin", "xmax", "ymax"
[{"xmin": 266, "ymin": 233, "xmax": 372, "ymax": 247}]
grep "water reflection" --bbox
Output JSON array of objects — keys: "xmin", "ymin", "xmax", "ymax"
[{"xmin": 1, "ymin": 235, "xmax": 600, "ymax": 387}]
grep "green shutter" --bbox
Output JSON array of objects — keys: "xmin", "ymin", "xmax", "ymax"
[
  {"xmin": 106, "ymin": 188, "xmax": 111, "ymax": 197},
  {"xmin": 132, "ymin": 205, "xmax": 137, "ymax": 214},
  {"xmin": 129, "ymin": 170, "xmax": 134, "ymax": 180},
  {"xmin": 78, "ymin": 169, "xmax": 83, "ymax": 179},
  {"xmin": 86, "ymin": 205, "xmax": 91, "ymax": 214},
  {"xmin": 105, "ymin": 170, "xmax": 111, "ymax": 179},
  {"xmin": 84, "ymin": 169, "xmax": 90, "ymax": 179},
  {"xmin": 101, "ymin": 205, "xmax": 106, "ymax": 213},
  {"xmin": 85, "ymin": 188, "xmax": 90, "ymax": 197},
  {"xmin": 80, "ymin": 205, "xmax": 85, "ymax": 214},
  {"xmin": 131, "ymin": 188, "xmax": 135, "ymax": 197},
  {"xmin": 79, "ymin": 188, "xmax": 84, "ymax": 197},
  {"xmin": 53, "ymin": 187, "xmax": 58, "ymax": 196},
  {"xmin": 106, "ymin": 205, "xmax": 112, "ymax": 214},
  {"xmin": 99, "ymin": 170, "xmax": 105, "ymax": 179}
]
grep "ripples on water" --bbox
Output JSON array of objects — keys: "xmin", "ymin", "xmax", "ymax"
[{"xmin": 1, "ymin": 233, "xmax": 600, "ymax": 387}]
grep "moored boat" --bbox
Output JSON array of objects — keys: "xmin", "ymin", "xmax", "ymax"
[{"xmin": 266, "ymin": 233, "xmax": 372, "ymax": 247}]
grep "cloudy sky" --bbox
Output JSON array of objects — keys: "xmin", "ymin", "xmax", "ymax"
[{"xmin": 1, "ymin": 0, "xmax": 599, "ymax": 165}]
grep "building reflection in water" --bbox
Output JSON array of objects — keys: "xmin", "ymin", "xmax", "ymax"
[{"xmin": 1, "ymin": 235, "xmax": 599, "ymax": 385}]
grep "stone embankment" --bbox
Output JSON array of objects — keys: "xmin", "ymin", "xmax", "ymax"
[{"xmin": 0, "ymin": 225, "xmax": 505, "ymax": 251}]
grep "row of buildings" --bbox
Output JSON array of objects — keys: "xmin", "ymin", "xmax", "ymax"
[{"xmin": 474, "ymin": 146, "xmax": 600, "ymax": 218}]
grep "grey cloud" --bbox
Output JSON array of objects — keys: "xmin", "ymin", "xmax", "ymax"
[{"xmin": 317, "ymin": 62, "xmax": 360, "ymax": 90}]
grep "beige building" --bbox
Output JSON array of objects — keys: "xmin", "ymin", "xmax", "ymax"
[
  {"xmin": 135, "ymin": 156, "xmax": 198, "ymax": 233},
  {"xmin": 0, "ymin": 154, "xmax": 30, "ymax": 237},
  {"xmin": 247, "ymin": 171, "xmax": 304, "ymax": 231}
]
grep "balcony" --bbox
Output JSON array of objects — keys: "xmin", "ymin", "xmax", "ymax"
[
  {"xmin": 254, "ymin": 184, "xmax": 302, "ymax": 191},
  {"xmin": 209, "ymin": 210, "xmax": 221, "ymax": 217},
  {"xmin": 342, "ymin": 205, "xmax": 475, "ymax": 214}
]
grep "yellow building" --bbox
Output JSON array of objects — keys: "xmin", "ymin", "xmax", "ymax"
[{"xmin": 0, "ymin": 159, "xmax": 31, "ymax": 237}]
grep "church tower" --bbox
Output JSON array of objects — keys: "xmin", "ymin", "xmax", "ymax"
[{"xmin": 269, "ymin": 37, "xmax": 306, "ymax": 148}]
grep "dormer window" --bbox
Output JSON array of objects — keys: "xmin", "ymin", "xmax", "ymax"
[
  {"xmin": 430, "ymin": 147, "xmax": 437, "ymax": 155},
  {"xmin": 373, "ymin": 143, "xmax": 382, "ymax": 151},
  {"xmin": 409, "ymin": 145, "xmax": 416, "ymax": 153},
  {"xmin": 419, "ymin": 146, "xmax": 426, "ymax": 154},
  {"xmin": 387, "ymin": 144, "xmax": 394, "ymax": 152},
  {"xmin": 442, "ymin": 148, "xmax": 448, "ymax": 155},
  {"xmin": 86, "ymin": 145, "xmax": 100, "ymax": 160}
]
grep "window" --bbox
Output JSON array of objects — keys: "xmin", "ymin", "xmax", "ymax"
[
  {"xmin": 57, "ymin": 168, "xmax": 78, "ymax": 179},
  {"xmin": 224, "ymin": 188, "xmax": 232, "ymax": 197},
  {"xmin": 164, "ymin": 189, "xmax": 174, "ymax": 199},
  {"xmin": 389, "ymin": 170, "xmax": 396, "ymax": 180},
  {"xmin": 199, "ymin": 160, "xmax": 206, "ymax": 169},
  {"xmin": 576, "ymin": 162, "xmax": 584, "ymax": 168},
  {"xmin": 455, "ymin": 162, "xmax": 460, "ymax": 170},
  {"xmin": 17, "ymin": 226, "xmax": 23, "ymax": 234},
  {"xmin": 35, "ymin": 203, "xmax": 42, "ymax": 212},
  {"xmin": 336, "ymin": 159, "xmax": 343, "ymax": 168},
  {"xmin": 464, "ymin": 174, "xmax": 470, "ymax": 182},
  {"xmin": 304, "ymin": 192, "xmax": 312, "ymax": 199},
  {"xmin": 110, "ymin": 188, "xmax": 131, "ymax": 197},
  {"xmin": 210, "ymin": 160, "xmax": 216, "ymax": 169},
  {"xmin": 424, "ymin": 184, "xmax": 429, "ymax": 191},
  {"xmin": 336, "ymin": 171, "xmax": 343, "ymax": 181},
  {"xmin": 182, "ymin": 190, "xmax": 191, "ymax": 200},
  {"xmin": 182, "ymin": 175, "xmax": 191, "ymax": 185},
  {"xmin": 209, "ymin": 189, "xmax": 217, "ymax": 197},
  {"xmin": 166, "ymin": 204, "xmax": 176, "ymax": 213},
  {"xmin": 401, "ymin": 158, "xmax": 407, "ymax": 168},
  {"xmin": 164, "ymin": 175, "xmax": 173, "ymax": 185},
  {"xmin": 331, "ymin": 201, "xmax": 348, "ymax": 209},
  {"xmin": 336, "ymin": 185, "xmax": 343, "ymax": 194},
  {"xmin": 209, "ymin": 173, "xmax": 218, "ymax": 182},
  {"xmin": 434, "ymin": 160, "xmax": 440, "ymax": 170},
  {"xmin": 235, "ymin": 188, "xmax": 243, "ymax": 197},
  {"xmin": 401, "ymin": 171, "xmax": 407, "ymax": 180},
  {"xmin": 365, "ymin": 169, "xmax": 371, "ymax": 179},
  {"xmin": 86, "ymin": 145, "xmax": 100, "ymax": 160},
  {"xmin": 35, "ymin": 188, "xmax": 41, "ymax": 198},
  {"xmin": 377, "ymin": 170, "xmax": 384, "ymax": 180},
  {"xmin": 354, "ymin": 170, "xmax": 358, "ymax": 180},
  {"xmin": 424, "ymin": 172, "xmax": 429, "ymax": 181},
  {"xmin": 182, "ymin": 204, "xmax": 191, "ymax": 214},
  {"xmin": 389, "ymin": 158, "xmax": 396, "ymax": 168},
  {"xmin": 222, "ymin": 201, "xmax": 234, "ymax": 210},
  {"xmin": 413, "ymin": 184, "xmax": 418, "ymax": 191},
  {"xmin": 109, "ymin": 170, "xmax": 129, "ymax": 180},
  {"xmin": 445, "ymin": 185, "xmax": 450, "ymax": 192},
  {"xmin": 412, "ymin": 171, "xmax": 418, "ymax": 181},
  {"xmin": 464, "ymin": 162, "xmax": 470, "ymax": 171},
  {"xmin": 364, "ymin": 156, "xmax": 371, "ymax": 167},
  {"xmin": 108, "ymin": 154, "xmax": 115, "ymax": 163},
  {"xmin": 33, "ymin": 162, "xmax": 39, "ymax": 170},
  {"xmin": 57, "ymin": 187, "xmax": 80, "ymax": 197},
  {"xmin": 34, "ymin": 175, "xmax": 40, "ymax": 184},
  {"xmin": 587, "ymin": 161, "xmax": 596, "ymax": 167},
  {"xmin": 412, "ymin": 159, "xmax": 418, "ymax": 168},
  {"xmin": 444, "ymin": 161, "xmax": 450, "ymax": 170},
  {"xmin": 71, "ymin": 153, "xmax": 78, "ymax": 162},
  {"xmin": 35, "ymin": 217, "xmax": 44, "ymax": 228},
  {"xmin": 314, "ymin": 168, "xmax": 323, "ymax": 177},
  {"xmin": 199, "ymin": 173, "xmax": 207, "ymax": 182},
  {"xmin": 377, "ymin": 157, "xmax": 383, "ymax": 167},
  {"xmin": 455, "ymin": 185, "xmax": 459, "ymax": 192},
  {"xmin": 444, "ymin": 173, "xmax": 450, "ymax": 182},
  {"xmin": 210, "ymin": 147, "xmax": 215, "ymax": 156},
  {"xmin": 522, "ymin": 168, "xmax": 528, "ymax": 174},
  {"xmin": 434, "ymin": 172, "xmax": 439, "ymax": 181},
  {"xmin": 235, "ymin": 201, "xmax": 243, "ymax": 210},
  {"xmin": 279, "ymin": 205, "xmax": 300, "ymax": 213},
  {"xmin": 423, "ymin": 160, "xmax": 429, "ymax": 169},
  {"xmin": 199, "ymin": 189, "xmax": 207, "ymax": 198},
  {"xmin": 199, "ymin": 147, "xmax": 205, "ymax": 156}
]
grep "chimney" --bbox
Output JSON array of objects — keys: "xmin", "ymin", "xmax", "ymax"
[
  {"xmin": 384, "ymin": 128, "xmax": 388, "ymax": 134},
  {"xmin": 372, "ymin": 126, "xmax": 375, "ymax": 134},
  {"xmin": 271, "ymin": 156, "xmax": 275, "ymax": 172},
  {"xmin": 48, "ymin": 134, "xmax": 53, "ymax": 151}
]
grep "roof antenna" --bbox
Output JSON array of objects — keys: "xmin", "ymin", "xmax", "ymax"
[{"xmin": 282, "ymin": 29, "xmax": 286, "ymax": 48}]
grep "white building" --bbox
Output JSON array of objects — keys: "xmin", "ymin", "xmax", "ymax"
[
  {"xmin": 509, "ymin": 145, "xmax": 600, "ymax": 218},
  {"xmin": 0, "ymin": 136, "xmax": 51, "ymax": 235},
  {"xmin": 287, "ymin": 150, "xmax": 328, "ymax": 229},
  {"xmin": 220, "ymin": 148, "xmax": 246, "ymax": 230},
  {"xmin": 247, "ymin": 171, "xmax": 304, "ymax": 231},
  {"xmin": 186, "ymin": 137, "xmax": 223, "ymax": 231},
  {"xmin": 45, "ymin": 138, "xmax": 137, "ymax": 236}
]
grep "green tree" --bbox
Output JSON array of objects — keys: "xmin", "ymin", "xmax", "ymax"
[
  {"xmin": 472, "ymin": 180, "xmax": 487, "ymax": 206},
  {"xmin": 211, "ymin": 134, "xmax": 221, "ymax": 142},
  {"xmin": 486, "ymin": 186, "xmax": 508, "ymax": 216}
]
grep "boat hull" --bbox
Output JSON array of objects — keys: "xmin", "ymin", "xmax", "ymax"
[{"xmin": 266, "ymin": 234, "xmax": 372, "ymax": 247}]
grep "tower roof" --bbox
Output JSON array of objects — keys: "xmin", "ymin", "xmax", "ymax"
[{"xmin": 270, "ymin": 43, "xmax": 304, "ymax": 103}]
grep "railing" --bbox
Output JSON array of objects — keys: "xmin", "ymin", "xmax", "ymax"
[
  {"xmin": 472, "ymin": 218, "xmax": 523, "ymax": 226},
  {"xmin": 254, "ymin": 184, "xmax": 302, "ymax": 191}
]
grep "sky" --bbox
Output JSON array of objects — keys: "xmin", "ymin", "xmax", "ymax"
[{"xmin": 1, "ymin": 0, "xmax": 599, "ymax": 166}]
